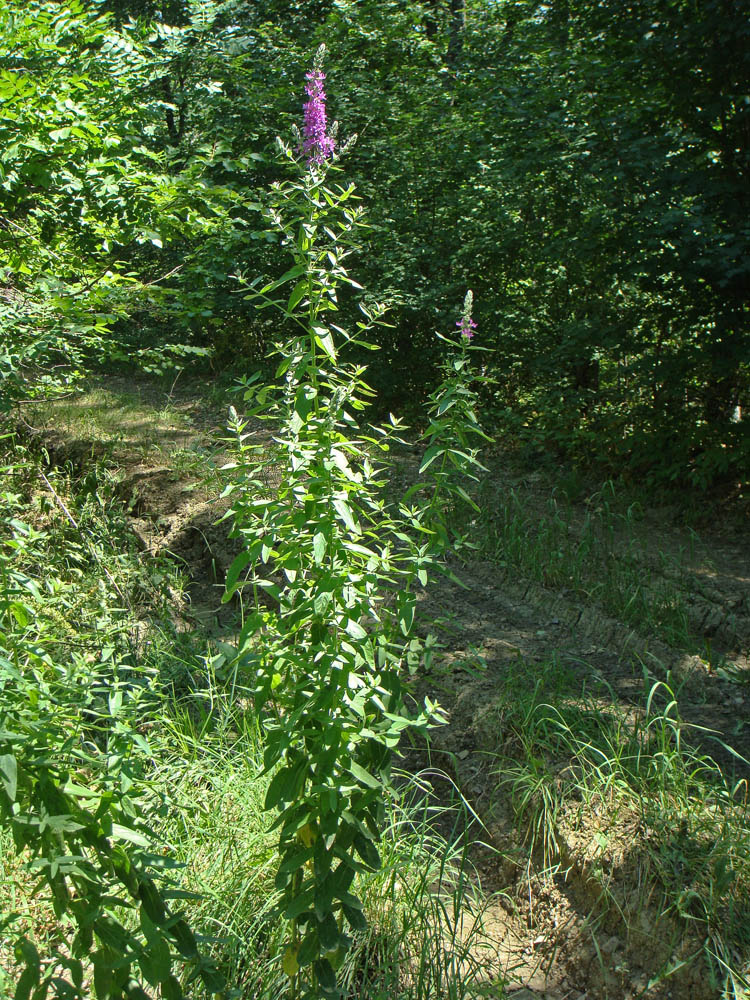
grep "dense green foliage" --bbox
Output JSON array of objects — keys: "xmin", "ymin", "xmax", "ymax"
[
  {"xmin": 0, "ymin": 454, "xmax": 222, "ymax": 998},
  {"xmin": 3, "ymin": 0, "xmax": 747, "ymax": 487}
]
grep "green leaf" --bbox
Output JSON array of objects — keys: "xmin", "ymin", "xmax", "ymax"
[
  {"xmin": 169, "ymin": 919, "xmax": 198, "ymax": 960},
  {"xmin": 265, "ymin": 764, "xmax": 303, "ymax": 810},
  {"xmin": 283, "ymin": 888, "xmax": 315, "ymax": 921},
  {"xmin": 10, "ymin": 603, "xmax": 29, "ymax": 627},
  {"xmin": 138, "ymin": 929, "xmax": 171, "ymax": 987},
  {"xmin": 314, "ymin": 957, "xmax": 337, "ymax": 991},
  {"xmin": 287, "ymin": 280, "xmax": 307, "ymax": 313},
  {"xmin": 313, "ymin": 326, "xmax": 336, "ymax": 361},
  {"xmin": 223, "ymin": 549, "xmax": 252, "ymax": 601},
  {"xmin": 312, "ymin": 531, "xmax": 327, "ymax": 565},
  {"xmin": 13, "ymin": 939, "xmax": 39, "ymax": 1000},
  {"xmin": 276, "ymin": 846, "xmax": 315, "ymax": 878},
  {"xmin": 344, "ymin": 618, "xmax": 367, "ymax": 640},
  {"xmin": 14, "ymin": 970, "xmax": 37, "ymax": 1000},
  {"xmin": 259, "ymin": 263, "xmax": 306, "ymax": 294},
  {"xmin": 317, "ymin": 912, "xmax": 340, "ymax": 952},
  {"xmin": 419, "ymin": 445, "xmax": 444, "ymax": 472},
  {"xmin": 297, "ymin": 931, "xmax": 320, "ymax": 967},
  {"xmin": 353, "ymin": 833, "xmax": 381, "ymax": 870},
  {"xmin": 332, "ymin": 498, "xmax": 357, "ymax": 533},
  {"xmin": 341, "ymin": 902, "xmax": 367, "ymax": 931},
  {"xmin": 139, "ymin": 882, "xmax": 167, "ymax": 926},
  {"xmin": 160, "ymin": 976, "xmax": 183, "ymax": 1000},
  {"xmin": 94, "ymin": 916, "xmax": 131, "ymax": 952},
  {"xmin": 126, "ymin": 985, "xmax": 151, "ymax": 1000},
  {"xmin": 0, "ymin": 754, "xmax": 17, "ymax": 802},
  {"xmin": 111, "ymin": 823, "xmax": 150, "ymax": 848},
  {"xmin": 396, "ymin": 591, "xmax": 416, "ymax": 636},
  {"xmin": 349, "ymin": 761, "xmax": 381, "ymax": 790},
  {"xmin": 197, "ymin": 960, "xmax": 225, "ymax": 994},
  {"xmin": 93, "ymin": 953, "xmax": 118, "ymax": 999}
]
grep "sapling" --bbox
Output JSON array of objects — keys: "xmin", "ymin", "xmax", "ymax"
[{"xmin": 222, "ymin": 45, "xmax": 489, "ymax": 999}]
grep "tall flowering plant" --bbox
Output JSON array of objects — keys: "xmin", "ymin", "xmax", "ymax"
[
  {"xmin": 222, "ymin": 46, "xmax": 489, "ymax": 1000},
  {"xmin": 421, "ymin": 289, "xmax": 492, "ymax": 552}
]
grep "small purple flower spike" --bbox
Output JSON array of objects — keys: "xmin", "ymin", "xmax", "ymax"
[
  {"xmin": 302, "ymin": 48, "xmax": 335, "ymax": 167},
  {"xmin": 456, "ymin": 317, "xmax": 478, "ymax": 341},
  {"xmin": 457, "ymin": 291, "xmax": 477, "ymax": 340}
]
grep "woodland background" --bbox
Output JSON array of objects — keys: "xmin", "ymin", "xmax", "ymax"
[{"xmin": 2, "ymin": 0, "xmax": 748, "ymax": 494}]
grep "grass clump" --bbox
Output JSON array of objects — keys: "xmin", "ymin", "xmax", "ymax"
[
  {"xmin": 143, "ymin": 709, "xmax": 502, "ymax": 1000},
  {"xmin": 486, "ymin": 659, "xmax": 750, "ymax": 997}
]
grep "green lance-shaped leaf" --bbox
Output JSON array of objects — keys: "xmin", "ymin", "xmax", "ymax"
[
  {"xmin": 287, "ymin": 280, "xmax": 307, "ymax": 313},
  {"xmin": 265, "ymin": 761, "xmax": 307, "ymax": 811},
  {"xmin": 312, "ymin": 530, "xmax": 327, "ymax": 565},
  {"xmin": 348, "ymin": 760, "xmax": 381, "ymax": 791},
  {"xmin": 223, "ymin": 548, "xmax": 253, "ymax": 601},
  {"xmin": 0, "ymin": 753, "xmax": 17, "ymax": 803},
  {"xmin": 12, "ymin": 939, "xmax": 40, "ymax": 1000}
]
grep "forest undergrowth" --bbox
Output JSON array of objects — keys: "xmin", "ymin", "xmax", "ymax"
[{"xmin": 0, "ymin": 420, "xmax": 498, "ymax": 1000}]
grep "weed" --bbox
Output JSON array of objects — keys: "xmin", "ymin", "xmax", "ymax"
[{"xmin": 147, "ymin": 709, "xmax": 502, "ymax": 1000}]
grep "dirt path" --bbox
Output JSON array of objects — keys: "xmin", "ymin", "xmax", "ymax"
[
  {"xmin": 18, "ymin": 377, "xmax": 750, "ymax": 1000},
  {"xmin": 403, "ymin": 458, "xmax": 749, "ymax": 999}
]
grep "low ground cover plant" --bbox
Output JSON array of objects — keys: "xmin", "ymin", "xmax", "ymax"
[{"xmin": 0, "ymin": 450, "xmax": 222, "ymax": 999}]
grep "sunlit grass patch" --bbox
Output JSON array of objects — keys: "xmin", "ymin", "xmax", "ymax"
[
  {"xmin": 21, "ymin": 379, "xmax": 221, "ymax": 477},
  {"xmin": 471, "ymin": 479, "xmax": 697, "ymax": 650},
  {"xmin": 28, "ymin": 384, "xmax": 189, "ymax": 448}
]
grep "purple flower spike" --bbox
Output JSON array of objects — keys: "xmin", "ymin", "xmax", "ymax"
[
  {"xmin": 302, "ymin": 68, "xmax": 335, "ymax": 167},
  {"xmin": 456, "ymin": 289, "xmax": 477, "ymax": 340},
  {"xmin": 457, "ymin": 317, "xmax": 477, "ymax": 341}
]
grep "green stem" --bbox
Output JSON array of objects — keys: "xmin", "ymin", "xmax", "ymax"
[
  {"xmin": 290, "ymin": 866, "xmax": 302, "ymax": 1000},
  {"xmin": 306, "ymin": 180, "xmax": 321, "ymax": 422}
]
